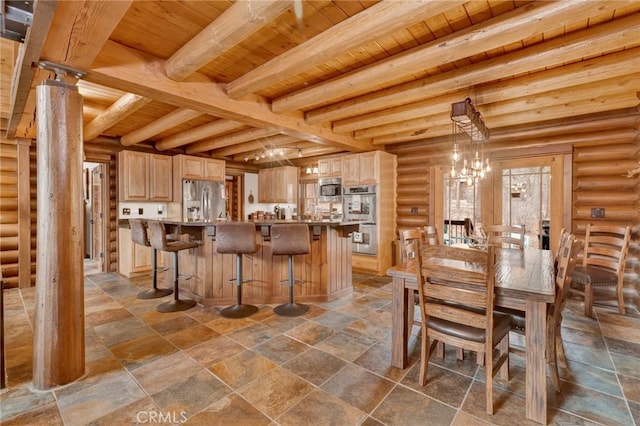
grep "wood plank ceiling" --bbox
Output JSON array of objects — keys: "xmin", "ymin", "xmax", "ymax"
[{"xmin": 3, "ymin": 0, "xmax": 640, "ymax": 167}]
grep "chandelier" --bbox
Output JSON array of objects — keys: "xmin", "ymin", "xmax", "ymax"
[{"xmin": 449, "ymin": 98, "xmax": 491, "ymax": 186}]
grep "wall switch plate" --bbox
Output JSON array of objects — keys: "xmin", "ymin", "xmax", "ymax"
[
  {"xmin": 122, "ymin": 208, "xmax": 130, "ymax": 215},
  {"xmin": 138, "ymin": 208, "xmax": 144, "ymax": 215},
  {"xmin": 591, "ymin": 208, "xmax": 605, "ymax": 218}
]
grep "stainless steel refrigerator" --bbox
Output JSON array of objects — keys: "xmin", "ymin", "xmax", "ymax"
[{"xmin": 182, "ymin": 180, "xmax": 226, "ymax": 222}]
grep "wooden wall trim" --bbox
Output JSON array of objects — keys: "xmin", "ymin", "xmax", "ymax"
[{"xmin": 16, "ymin": 138, "xmax": 31, "ymax": 288}]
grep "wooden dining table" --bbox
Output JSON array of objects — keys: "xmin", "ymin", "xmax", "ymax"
[{"xmin": 387, "ymin": 247, "xmax": 555, "ymax": 424}]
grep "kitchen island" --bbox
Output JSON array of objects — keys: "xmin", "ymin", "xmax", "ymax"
[{"xmin": 146, "ymin": 220, "xmax": 358, "ymax": 306}]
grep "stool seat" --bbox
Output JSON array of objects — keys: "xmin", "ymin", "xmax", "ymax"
[
  {"xmin": 215, "ymin": 222, "xmax": 259, "ymax": 318},
  {"xmin": 271, "ymin": 224, "xmax": 310, "ymax": 317},
  {"xmin": 129, "ymin": 219, "xmax": 173, "ymax": 299},
  {"xmin": 147, "ymin": 221, "xmax": 198, "ymax": 312}
]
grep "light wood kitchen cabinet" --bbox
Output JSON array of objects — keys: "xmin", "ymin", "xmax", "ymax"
[
  {"xmin": 119, "ymin": 150, "xmax": 172, "ymax": 201},
  {"xmin": 118, "ymin": 227, "xmax": 167, "ymax": 277},
  {"xmin": 173, "ymin": 154, "xmax": 225, "ymax": 181},
  {"xmin": 149, "ymin": 154, "xmax": 173, "ymax": 201},
  {"xmin": 258, "ymin": 166, "xmax": 298, "ymax": 203},
  {"xmin": 318, "ymin": 157, "xmax": 342, "ymax": 177},
  {"xmin": 341, "ymin": 151, "xmax": 378, "ymax": 186}
]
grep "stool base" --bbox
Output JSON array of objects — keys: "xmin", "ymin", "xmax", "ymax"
[
  {"xmin": 274, "ymin": 302, "xmax": 309, "ymax": 317},
  {"xmin": 157, "ymin": 299, "xmax": 196, "ymax": 312},
  {"xmin": 137, "ymin": 288, "xmax": 173, "ymax": 299},
  {"xmin": 221, "ymin": 304, "xmax": 259, "ymax": 319}
]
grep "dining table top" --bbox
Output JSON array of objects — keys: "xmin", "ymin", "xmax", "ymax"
[{"xmin": 387, "ymin": 247, "xmax": 556, "ymax": 303}]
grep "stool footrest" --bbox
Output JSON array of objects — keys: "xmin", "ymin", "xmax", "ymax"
[
  {"xmin": 228, "ymin": 278, "xmax": 253, "ymax": 285},
  {"xmin": 279, "ymin": 279, "xmax": 304, "ymax": 286},
  {"xmin": 177, "ymin": 274, "xmax": 192, "ymax": 281}
]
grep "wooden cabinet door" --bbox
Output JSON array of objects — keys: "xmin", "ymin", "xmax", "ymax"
[
  {"xmin": 330, "ymin": 158, "xmax": 342, "ymax": 177},
  {"xmin": 341, "ymin": 154, "xmax": 360, "ymax": 186},
  {"xmin": 258, "ymin": 168, "xmax": 273, "ymax": 202},
  {"xmin": 359, "ymin": 151, "xmax": 378, "ymax": 184},
  {"xmin": 149, "ymin": 154, "xmax": 173, "ymax": 201},
  {"xmin": 205, "ymin": 159, "xmax": 225, "ymax": 181},
  {"xmin": 182, "ymin": 155, "xmax": 205, "ymax": 179},
  {"xmin": 119, "ymin": 150, "xmax": 149, "ymax": 201},
  {"xmin": 282, "ymin": 166, "xmax": 298, "ymax": 203},
  {"xmin": 317, "ymin": 159, "xmax": 331, "ymax": 177}
]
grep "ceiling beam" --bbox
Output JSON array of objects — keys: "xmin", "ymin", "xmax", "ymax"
[
  {"xmin": 373, "ymin": 91, "xmax": 638, "ymax": 145},
  {"xmin": 8, "ymin": 0, "xmax": 133, "ymax": 139},
  {"xmin": 5, "ymin": 0, "xmax": 58, "ymax": 138},
  {"xmin": 333, "ymin": 48, "xmax": 640, "ymax": 134},
  {"xmin": 165, "ymin": 0, "xmax": 291, "ymax": 81},
  {"xmin": 226, "ymin": 0, "xmax": 464, "ymax": 98},
  {"xmin": 83, "ymin": 93, "xmax": 151, "ymax": 141},
  {"xmin": 352, "ymin": 73, "xmax": 639, "ymax": 139},
  {"xmin": 155, "ymin": 119, "xmax": 246, "ymax": 151},
  {"xmin": 87, "ymin": 40, "xmax": 374, "ymax": 152},
  {"xmin": 185, "ymin": 127, "xmax": 282, "ymax": 155},
  {"xmin": 120, "ymin": 108, "xmax": 203, "ymax": 146},
  {"xmin": 210, "ymin": 134, "xmax": 299, "ymax": 158},
  {"xmin": 307, "ymin": 13, "xmax": 640, "ymax": 125},
  {"xmin": 272, "ymin": 0, "xmax": 627, "ymax": 113}
]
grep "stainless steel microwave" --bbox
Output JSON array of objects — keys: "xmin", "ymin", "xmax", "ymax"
[{"xmin": 318, "ymin": 177, "xmax": 342, "ymax": 202}]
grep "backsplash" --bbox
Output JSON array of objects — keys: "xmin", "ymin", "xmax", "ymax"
[{"xmin": 118, "ymin": 201, "xmax": 168, "ymax": 220}]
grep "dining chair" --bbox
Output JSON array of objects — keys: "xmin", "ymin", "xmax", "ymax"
[
  {"xmin": 416, "ymin": 245, "xmax": 510, "ymax": 415},
  {"xmin": 421, "ymin": 225, "xmax": 440, "ymax": 246},
  {"xmin": 498, "ymin": 232, "xmax": 577, "ymax": 393},
  {"xmin": 570, "ymin": 224, "xmax": 631, "ymax": 317},
  {"xmin": 399, "ymin": 228, "xmax": 422, "ymax": 262},
  {"xmin": 484, "ymin": 224, "xmax": 525, "ymax": 250}
]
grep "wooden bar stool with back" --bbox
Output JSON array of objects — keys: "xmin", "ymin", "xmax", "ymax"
[
  {"xmin": 147, "ymin": 221, "xmax": 199, "ymax": 312},
  {"xmin": 270, "ymin": 224, "xmax": 311, "ymax": 317},
  {"xmin": 215, "ymin": 222, "xmax": 260, "ymax": 318},
  {"xmin": 129, "ymin": 219, "xmax": 173, "ymax": 299}
]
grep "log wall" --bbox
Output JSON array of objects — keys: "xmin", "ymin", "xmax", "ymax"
[{"xmin": 0, "ymin": 141, "xmax": 19, "ymax": 288}]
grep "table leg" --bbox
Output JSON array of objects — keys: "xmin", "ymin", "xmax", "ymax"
[
  {"xmin": 391, "ymin": 276, "xmax": 410, "ymax": 369},
  {"xmin": 525, "ymin": 300, "xmax": 547, "ymax": 424}
]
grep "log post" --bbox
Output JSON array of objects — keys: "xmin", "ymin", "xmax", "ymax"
[{"xmin": 33, "ymin": 78, "xmax": 85, "ymax": 390}]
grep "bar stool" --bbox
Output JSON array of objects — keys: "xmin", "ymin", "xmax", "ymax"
[
  {"xmin": 215, "ymin": 222, "xmax": 259, "ymax": 318},
  {"xmin": 271, "ymin": 224, "xmax": 310, "ymax": 317},
  {"xmin": 147, "ymin": 221, "xmax": 199, "ymax": 312},
  {"xmin": 129, "ymin": 219, "xmax": 173, "ymax": 299}
]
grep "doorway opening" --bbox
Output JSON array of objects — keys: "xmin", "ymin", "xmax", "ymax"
[{"xmin": 83, "ymin": 162, "xmax": 107, "ymax": 273}]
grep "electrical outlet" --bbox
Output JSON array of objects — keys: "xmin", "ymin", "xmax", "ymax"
[
  {"xmin": 591, "ymin": 208, "xmax": 605, "ymax": 218},
  {"xmin": 138, "ymin": 208, "xmax": 144, "ymax": 215},
  {"xmin": 410, "ymin": 207, "xmax": 419, "ymax": 215},
  {"xmin": 122, "ymin": 208, "xmax": 130, "ymax": 215}
]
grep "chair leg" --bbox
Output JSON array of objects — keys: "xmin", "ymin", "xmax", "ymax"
[
  {"xmin": 547, "ymin": 323, "xmax": 562, "ymax": 393},
  {"xmin": 221, "ymin": 254, "xmax": 258, "ymax": 318},
  {"xmin": 157, "ymin": 252, "xmax": 196, "ymax": 312},
  {"xmin": 556, "ymin": 325, "xmax": 567, "ymax": 369},
  {"xmin": 584, "ymin": 284, "xmax": 593, "ymax": 317},
  {"xmin": 137, "ymin": 248, "xmax": 173, "ymax": 299},
  {"xmin": 419, "ymin": 328, "xmax": 429, "ymax": 386},
  {"xmin": 616, "ymin": 283, "xmax": 626, "ymax": 314}
]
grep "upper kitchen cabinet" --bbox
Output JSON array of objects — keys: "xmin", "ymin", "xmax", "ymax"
[
  {"xmin": 259, "ymin": 166, "xmax": 298, "ymax": 203},
  {"xmin": 118, "ymin": 150, "xmax": 172, "ymax": 202},
  {"xmin": 173, "ymin": 154, "xmax": 225, "ymax": 182},
  {"xmin": 317, "ymin": 158, "xmax": 342, "ymax": 178},
  {"xmin": 342, "ymin": 151, "xmax": 380, "ymax": 186}
]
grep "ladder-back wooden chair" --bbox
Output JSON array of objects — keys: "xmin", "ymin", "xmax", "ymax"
[
  {"xmin": 416, "ymin": 245, "xmax": 510, "ymax": 415},
  {"xmin": 570, "ymin": 224, "xmax": 631, "ymax": 317},
  {"xmin": 484, "ymin": 224, "xmax": 525, "ymax": 250}
]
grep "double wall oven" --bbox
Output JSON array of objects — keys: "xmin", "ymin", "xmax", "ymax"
[{"xmin": 343, "ymin": 185, "xmax": 377, "ymax": 255}]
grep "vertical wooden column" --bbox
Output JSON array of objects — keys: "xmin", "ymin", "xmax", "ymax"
[
  {"xmin": 16, "ymin": 138, "xmax": 32, "ymax": 288},
  {"xmin": 33, "ymin": 79, "xmax": 85, "ymax": 390}
]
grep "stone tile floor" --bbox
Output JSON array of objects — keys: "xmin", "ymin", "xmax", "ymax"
[{"xmin": 1, "ymin": 271, "xmax": 639, "ymax": 425}]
